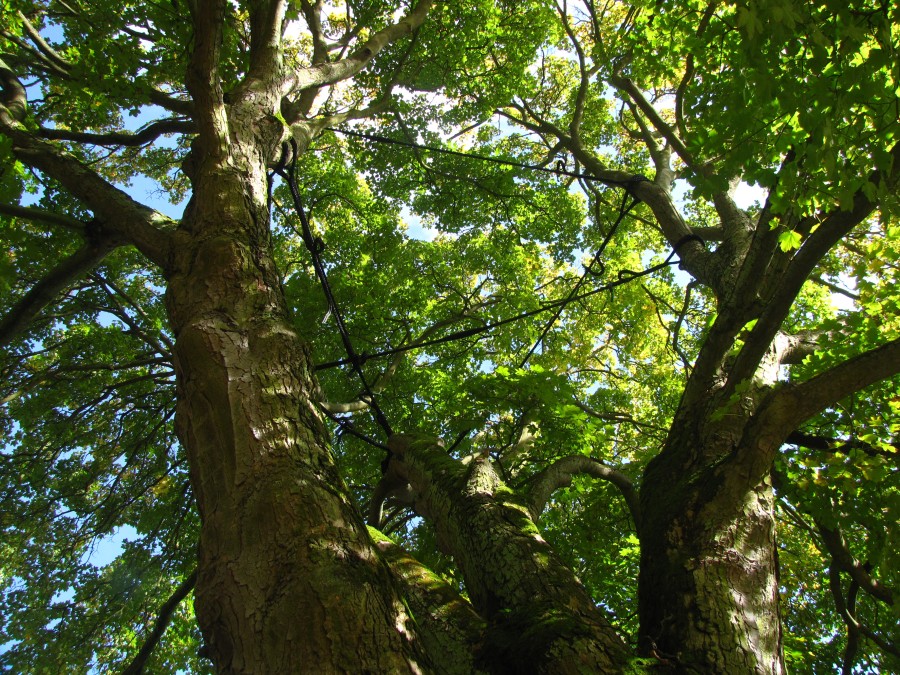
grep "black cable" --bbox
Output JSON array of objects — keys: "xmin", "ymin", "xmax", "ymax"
[
  {"xmin": 518, "ymin": 189, "xmax": 640, "ymax": 368},
  {"xmin": 316, "ymin": 248, "xmax": 683, "ymax": 372},
  {"xmin": 275, "ymin": 139, "xmax": 394, "ymax": 438},
  {"xmin": 282, "ymin": 127, "xmax": 703, "ymax": 452},
  {"xmin": 326, "ymin": 126, "xmax": 647, "ymax": 188},
  {"xmin": 672, "ymin": 233, "xmax": 706, "ymax": 252},
  {"xmin": 317, "ymin": 402, "xmax": 390, "ymax": 452}
]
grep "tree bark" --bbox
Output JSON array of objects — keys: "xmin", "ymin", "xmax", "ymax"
[
  {"xmin": 164, "ymin": 130, "xmax": 425, "ymax": 672},
  {"xmin": 386, "ymin": 434, "xmax": 629, "ymax": 673},
  {"xmin": 637, "ymin": 416, "xmax": 785, "ymax": 674}
]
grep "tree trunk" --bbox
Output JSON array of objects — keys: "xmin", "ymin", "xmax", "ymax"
[
  {"xmin": 637, "ymin": 418, "xmax": 785, "ymax": 673},
  {"xmin": 164, "ymin": 142, "xmax": 424, "ymax": 672},
  {"xmin": 386, "ymin": 434, "xmax": 629, "ymax": 673}
]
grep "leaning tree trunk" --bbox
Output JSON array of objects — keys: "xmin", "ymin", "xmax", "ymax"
[
  {"xmin": 385, "ymin": 434, "xmax": 630, "ymax": 673},
  {"xmin": 637, "ymin": 405, "xmax": 786, "ymax": 674},
  {"xmin": 163, "ymin": 130, "xmax": 425, "ymax": 672}
]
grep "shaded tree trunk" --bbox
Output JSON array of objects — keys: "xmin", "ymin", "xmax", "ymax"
[{"xmin": 163, "ymin": 132, "xmax": 425, "ymax": 672}]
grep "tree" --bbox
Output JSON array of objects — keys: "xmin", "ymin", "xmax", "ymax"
[{"xmin": 1, "ymin": 0, "xmax": 898, "ymax": 672}]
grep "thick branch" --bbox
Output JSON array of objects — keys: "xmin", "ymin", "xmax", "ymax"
[
  {"xmin": 368, "ymin": 528, "xmax": 487, "ymax": 674},
  {"xmin": 320, "ymin": 399, "xmax": 369, "ymax": 414},
  {"xmin": 246, "ymin": 0, "xmax": 287, "ymax": 88},
  {"xmin": 385, "ymin": 433, "xmax": 629, "ymax": 669},
  {"xmin": 186, "ymin": 0, "xmax": 228, "ymax": 161},
  {"xmin": 747, "ymin": 336, "xmax": 900, "ymax": 474},
  {"xmin": 527, "ymin": 455, "xmax": 640, "ymax": 528},
  {"xmin": 566, "ymin": 138, "xmax": 717, "ymax": 289},
  {"xmin": 145, "ymin": 88, "xmax": 194, "ymax": 117},
  {"xmin": 0, "ymin": 109, "xmax": 174, "ymax": 267},
  {"xmin": 38, "ymin": 119, "xmax": 195, "ymax": 147},
  {"xmin": 300, "ymin": 0, "xmax": 330, "ymax": 65},
  {"xmin": 712, "ymin": 179, "xmax": 753, "ymax": 249},
  {"xmin": 726, "ymin": 142, "xmax": 900, "ymax": 391},
  {"xmin": 121, "ymin": 570, "xmax": 198, "ymax": 675},
  {"xmin": 284, "ymin": 0, "xmax": 432, "ymax": 101},
  {"xmin": 0, "ymin": 57, "xmax": 27, "ymax": 121},
  {"xmin": 0, "ymin": 238, "xmax": 118, "ymax": 348},
  {"xmin": 0, "ymin": 32, "xmax": 70, "ymax": 79}
]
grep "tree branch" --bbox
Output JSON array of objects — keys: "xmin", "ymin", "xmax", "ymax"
[
  {"xmin": 185, "ymin": 0, "xmax": 228, "ymax": 161},
  {"xmin": 121, "ymin": 570, "xmax": 198, "ymax": 675},
  {"xmin": 284, "ymin": 0, "xmax": 433, "ymax": 102},
  {"xmin": 726, "ymin": 142, "xmax": 900, "ymax": 392},
  {"xmin": 812, "ymin": 274, "xmax": 859, "ymax": 301},
  {"xmin": 786, "ymin": 430, "xmax": 898, "ymax": 458},
  {"xmin": 608, "ymin": 74, "xmax": 703, "ymax": 176},
  {"xmin": 555, "ymin": 0, "xmax": 593, "ymax": 137},
  {"xmin": 0, "ymin": 57, "xmax": 27, "ymax": 121},
  {"xmin": 17, "ymin": 10, "xmax": 72, "ymax": 72},
  {"xmin": 748, "ymin": 336, "xmax": 900, "ymax": 475},
  {"xmin": 501, "ymin": 102, "xmax": 716, "ymax": 287},
  {"xmin": 0, "ymin": 238, "xmax": 119, "ymax": 348},
  {"xmin": 0, "ymin": 202, "xmax": 86, "ymax": 233},
  {"xmin": 819, "ymin": 522, "xmax": 893, "ymax": 606},
  {"xmin": 92, "ymin": 272, "xmax": 175, "ymax": 353},
  {"xmin": 300, "ymin": 0, "xmax": 330, "ymax": 66},
  {"xmin": 830, "ymin": 562, "xmax": 900, "ymax": 662},
  {"xmin": 224, "ymin": 0, "xmax": 291, "ymax": 107},
  {"xmin": 0, "ymin": 32, "xmax": 71, "ymax": 79},
  {"xmin": 527, "ymin": 455, "xmax": 640, "ymax": 528},
  {"xmin": 145, "ymin": 87, "xmax": 194, "ymax": 117},
  {"xmin": 0, "ymin": 109, "xmax": 174, "ymax": 267},
  {"xmin": 38, "ymin": 118, "xmax": 195, "ymax": 147},
  {"xmin": 368, "ymin": 528, "xmax": 487, "ymax": 674},
  {"xmin": 829, "ymin": 565, "xmax": 861, "ymax": 675}
]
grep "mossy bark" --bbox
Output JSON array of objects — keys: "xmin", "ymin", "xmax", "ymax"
[
  {"xmin": 637, "ymin": 412, "xmax": 786, "ymax": 674},
  {"xmin": 387, "ymin": 434, "xmax": 629, "ymax": 673}
]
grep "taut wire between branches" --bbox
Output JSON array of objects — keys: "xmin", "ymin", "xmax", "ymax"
[
  {"xmin": 273, "ymin": 139, "xmax": 394, "ymax": 438},
  {"xmin": 273, "ymin": 130, "xmax": 704, "ymax": 451}
]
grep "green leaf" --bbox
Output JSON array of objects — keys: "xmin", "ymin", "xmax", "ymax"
[{"xmin": 778, "ymin": 230, "xmax": 803, "ymax": 252}]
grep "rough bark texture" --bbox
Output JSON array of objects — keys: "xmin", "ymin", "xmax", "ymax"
[
  {"xmin": 387, "ymin": 434, "xmax": 630, "ymax": 673},
  {"xmin": 164, "ymin": 124, "xmax": 424, "ymax": 672},
  {"xmin": 637, "ymin": 407, "xmax": 785, "ymax": 674},
  {"xmin": 369, "ymin": 527, "xmax": 489, "ymax": 675}
]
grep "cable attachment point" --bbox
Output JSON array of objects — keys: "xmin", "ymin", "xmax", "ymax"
[
  {"xmin": 585, "ymin": 261, "xmax": 606, "ymax": 278},
  {"xmin": 672, "ymin": 233, "xmax": 706, "ymax": 254}
]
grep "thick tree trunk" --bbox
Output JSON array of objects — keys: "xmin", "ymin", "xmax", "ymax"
[
  {"xmin": 637, "ymin": 421, "xmax": 785, "ymax": 673},
  {"xmin": 386, "ymin": 434, "xmax": 629, "ymax": 673},
  {"xmin": 164, "ymin": 146, "xmax": 424, "ymax": 672}
]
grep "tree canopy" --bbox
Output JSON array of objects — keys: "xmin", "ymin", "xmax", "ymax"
[{"xmin": 1, "ymin": 0, "xmax": 899, "ymax": 673}]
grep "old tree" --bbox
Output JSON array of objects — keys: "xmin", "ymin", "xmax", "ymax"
[{"xmin": 1, "ymin": 0, "xmax": 899, "ymax": 672}]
